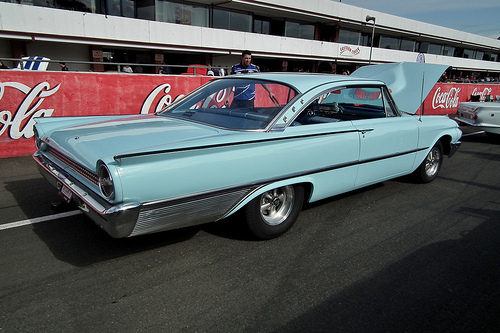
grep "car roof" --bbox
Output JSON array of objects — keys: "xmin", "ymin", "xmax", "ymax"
[
  {"xmin": 222, "ymin": 63, "xmax": 449, "ymax": 114},
  {"xmin": 220, "ymin": 72, "xmax": 382, "ymax": 92}
]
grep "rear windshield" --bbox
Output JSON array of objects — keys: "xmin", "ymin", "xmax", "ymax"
[{"xmin": 158, "ymin": 78, "xmax": 299, "ymax": 130}]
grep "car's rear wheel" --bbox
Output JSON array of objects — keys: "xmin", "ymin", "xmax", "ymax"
[
  {"xmin": 415, "ymin": 141, "xmax": 443, "ymax": 183},
  {"xmin": 244, "ymin": 185, "xmax": 304, "ymax": 239}
]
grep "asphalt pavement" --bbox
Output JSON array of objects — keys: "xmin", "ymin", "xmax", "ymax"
[{"xmin": 1, "ymin": 126, "xmax": 499, "ymax": 332}]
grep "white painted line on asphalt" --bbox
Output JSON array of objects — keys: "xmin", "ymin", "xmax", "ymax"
[
  {"xmin": 0, "ymin": 210, "xmax": 82, "ymax": 231},
  {"xmin": 462, "ymin": 131, "xmax": 485, "ymax": 137}
]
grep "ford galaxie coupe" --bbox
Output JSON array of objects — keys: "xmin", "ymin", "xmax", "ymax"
[{"xmin": 33, "ymin": 62, "xmax": 461, "ymax": 239}]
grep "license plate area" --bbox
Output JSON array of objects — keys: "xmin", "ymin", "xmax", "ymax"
[{"xmin": 59, "ymin": 184, "xmax": 72, "ymax": 203}]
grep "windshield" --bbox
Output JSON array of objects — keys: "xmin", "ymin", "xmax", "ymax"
[{"xmin": 158, "ymin": 78, "xmax": 299, "ymax": 130}]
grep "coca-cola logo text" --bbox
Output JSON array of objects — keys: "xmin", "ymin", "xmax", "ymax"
[
  {"xmin": 432, "ymin": 86, "xmax": 461, "ymax": 109},
  {"xmin": 0, "ymin": 82, "xmax": 60, "ymax": 139},
  {"xmin": 472, "ymin": 87, "xmax": 493, "ymax": 99},
  {"xmin": 140, "ymin": 83, "xmax": 185, "ymax": 114}
]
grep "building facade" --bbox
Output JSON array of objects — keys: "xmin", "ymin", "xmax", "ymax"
[{"xmin": 1, "ymin": 0, "xmax": 499, "ymax": 79}]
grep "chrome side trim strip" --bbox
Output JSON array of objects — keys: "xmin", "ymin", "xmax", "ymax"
[
  {"xmin": 132, "ymin": 187, "xmax": 256, "ymax": 236},
  {"xmin": 114, "ymin": 130, "xmax": 358, "ymax": 160}
]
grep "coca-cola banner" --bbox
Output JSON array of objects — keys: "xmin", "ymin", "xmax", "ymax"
[
  {"xmin": 1, "ymin": 70, "xmax": 499, "ymax": 158},
  {"xmin": 422, "ymin": 83, "xmax": 500, "ymax": 115},
  {"xmin": 0, "ymin": 71, "xmax": 211, "ymax": 158}
]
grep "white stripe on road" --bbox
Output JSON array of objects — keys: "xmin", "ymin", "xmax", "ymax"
[{"xmin": 0, "ymin": 210, "xmax": 82, "ymax": 231}]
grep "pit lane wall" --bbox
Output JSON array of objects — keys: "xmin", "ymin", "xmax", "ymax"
[
  {"xmin": 0, "ymin": 71, "xmax": 212, "ymax": 158},
  {"xmin": 422, "ymin": 83, "xmax": 500, "ymax": 115},
  {"xmin": 1, "ymin": 70, "xmax": 499, "ymax": 158}
]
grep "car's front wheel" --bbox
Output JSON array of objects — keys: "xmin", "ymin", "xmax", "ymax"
[
  {"xmin": 244, "ymin": 185, "xmax": 304, "ymax": 239},
  {"xmin": 415, "ymin": 141, "xmax": 443, "ymax": 183}
]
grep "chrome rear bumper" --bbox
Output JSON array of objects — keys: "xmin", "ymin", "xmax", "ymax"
[{"xmin": 33, "ymin": 152, "xmax": 140, "ymax": 238}]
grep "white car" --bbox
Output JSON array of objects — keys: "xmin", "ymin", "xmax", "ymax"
[{"xmin": 456, "ymin": 101, "xmax": 500, "ymax": 138}]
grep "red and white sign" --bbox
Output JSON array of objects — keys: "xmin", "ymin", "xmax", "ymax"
[
  {"xmin": 1, "ymin": 70, "xmax": 499, "ymax": 158},
  {"xmin": 0, "ymin": 71, "xmax": 211, "ymax": 158},
  {"xmin": 339, "ymin": 45, "xmax": 361, "ymax": 57},
  {"xmin": 421, "ymin": 83, "xmax": 500, "ymax": 115}
]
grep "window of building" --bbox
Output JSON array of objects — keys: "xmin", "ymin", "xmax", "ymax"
[
  {"xmin": 360, "ymin": 33, "xmax": 371, "ymax": 47},
  {"xmin": 157, "ymin": 1, "xmax": 208, "ymax": 27},
  {"xmin": 320, "ymin": 24, "xmax": 336, "ymax": 42},
  {"xmin": 102, "ymin": 0, "xmax": 134, "ymax": 17},
  {"xmin": 474, "ymin": 51, "xmax": 484, "ymax": 60},
  {"xmin": 400, "ymin": 39, "xmax": 416, "ymax": 52},
  {"xmin": 379, "ymin": 35, "xmax": 400, "ymax": 49},
  {"xmin": 122, "ymin": 0, "xmax": 134, "ymax": 17},
  {"xmin": 418, "ymin": 42, "xmax": 429, "ymax": 53},
  {"xmin": 419, "ymin": 42, "xmax": 443, "ymax": 55},
  {"xmin": 137, "ymin": 0, "xmax": 154, "ymax": 20},
  {"xmin": 483, "ymin": 52, "xmax": 498, "ymax": 62},
  {"xmin": 454, "ymin": 47, "xmax": 464, "ymax": 58},
  {"xmin": 463, "ymin": 49, "xmax": 475, "ymax": 59},
  {"xmin": 31, "ymin": 0, "xmax": 93, "ymax": 12},
  {"xmin": 284, "ymin": 21, "xmax": 314, "ymax": 40},
  {"xmin": 443, "ymin": 45, "xmax": 455, "ymax": 57},
  {"xmin": 254, "ymin": 17, "xmax": 271, "ymax": 34},
  {"xmin": 338, "ymin": 29, "xmax": 361, "ymax": 45},
  {"xmin": 213, "ymin": 8, "xmax": 252, "ymax": 32},
  {"xmin": 428, "ymin": 43, "xmax": 443, "ymax": 55}
]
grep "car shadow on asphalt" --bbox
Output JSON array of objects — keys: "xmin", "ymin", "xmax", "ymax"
[
  {"xmin": 30, "ymin": 214, "xmax": 205, "ymax": 267},
  {"xmin": 270, "ymin": 206, "xmax": 500, "ymax": 333},
  {"xmin": 4, "ymin": 174, "xmax": 256, "ymax": 267}
]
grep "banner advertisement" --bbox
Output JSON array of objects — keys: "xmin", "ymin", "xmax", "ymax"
[
  {"xmin": 1, "ymin": 70, "xmax": 499, "ymax": 158},
  {"xmin": 422, "ymin": 83, "xmax": 500, "ymax": 115},
  {"xmin": 0, "ymin": 71, "xmax": 211, "ymax": 158}
]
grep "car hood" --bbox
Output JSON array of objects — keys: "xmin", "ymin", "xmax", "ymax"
[
  {"xmin": 352, "ymin": 62, "xmax": 449, "ymax": 114},
  {"xmin": 41, "ymin": 115, "xmax": 221, "ymax": 168}
]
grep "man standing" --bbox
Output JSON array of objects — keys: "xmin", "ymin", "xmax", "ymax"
[
  {"xmin": 231, "ymin": 50, "xmax": 260, "ymax": 75},
  {"xmin": 230, "ymin": 50, "xmax": 274, "ymax": 108}
]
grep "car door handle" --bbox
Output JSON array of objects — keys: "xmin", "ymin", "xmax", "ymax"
[{"xmin": 360, "ymin": 128, "xmax": 374, "ymax": 135}]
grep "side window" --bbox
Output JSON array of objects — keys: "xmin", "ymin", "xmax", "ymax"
[
  {"xmin": 295, "ymin": 86, "xmax": 395, "ymax": 125},
  {"xmin": 295, "ymin": 91, "xmax": 344, "ymax": 125}
]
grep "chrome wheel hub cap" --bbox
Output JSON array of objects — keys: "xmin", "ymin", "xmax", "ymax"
[
  {"xmin": 425, "ymin": 147, "xmax": 441, "ymax": 177},
  {"xmin": 260, "ymin": 186, "xmax": 295, "ymax": 226}
]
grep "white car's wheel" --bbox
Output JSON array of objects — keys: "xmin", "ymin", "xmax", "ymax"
[{"xmin": 245, "ymin": 185, "xmax": 304, "ymax": 239}]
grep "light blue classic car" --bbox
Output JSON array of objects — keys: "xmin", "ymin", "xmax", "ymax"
[{"xmin": 33, "ymin": 62, "xmax": 461, "ymax": 239}]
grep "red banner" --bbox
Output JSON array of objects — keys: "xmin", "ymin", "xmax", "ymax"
[
  {"xmin": 1, "ymin": 70, "xmax": 499, "ymax": 158},
  {"xmin": 0, "ymin": 71, "xmax": 211, "ymax": 158},
  {"xmin": 422, "ymin": 82, "xmax": 500, "ymax": 115}
]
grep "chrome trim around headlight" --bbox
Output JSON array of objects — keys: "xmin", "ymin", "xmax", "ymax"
[
  {"xmin": 98, "ymin": 164, "xmax": 115, "ymax": 200},
  {"xmin": 34, "ymin": 153, "xmax": 141, "ymax": 238},
  {"xmin": 33, "ymin": 127, "xmax": 41, "ymax": 149}
]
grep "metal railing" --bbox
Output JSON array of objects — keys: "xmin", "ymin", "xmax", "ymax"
[{"xmin": 0, "ymin": 57, "xmax": 228, "ymax": 75}]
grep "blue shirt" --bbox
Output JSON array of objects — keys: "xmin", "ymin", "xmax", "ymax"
[{"xmin": 231, "ymin": 63, "xmax": 260, "ymax": 101}]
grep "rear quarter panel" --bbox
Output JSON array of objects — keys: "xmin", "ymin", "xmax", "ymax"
[{"xmin": 112, "ymin": 122, "xmax": 361, "ymax": 206}]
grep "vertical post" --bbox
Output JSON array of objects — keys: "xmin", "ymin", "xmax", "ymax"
[{"xmin": 366, "ymin": 15, "xmax": 376, "ymax": 65}]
